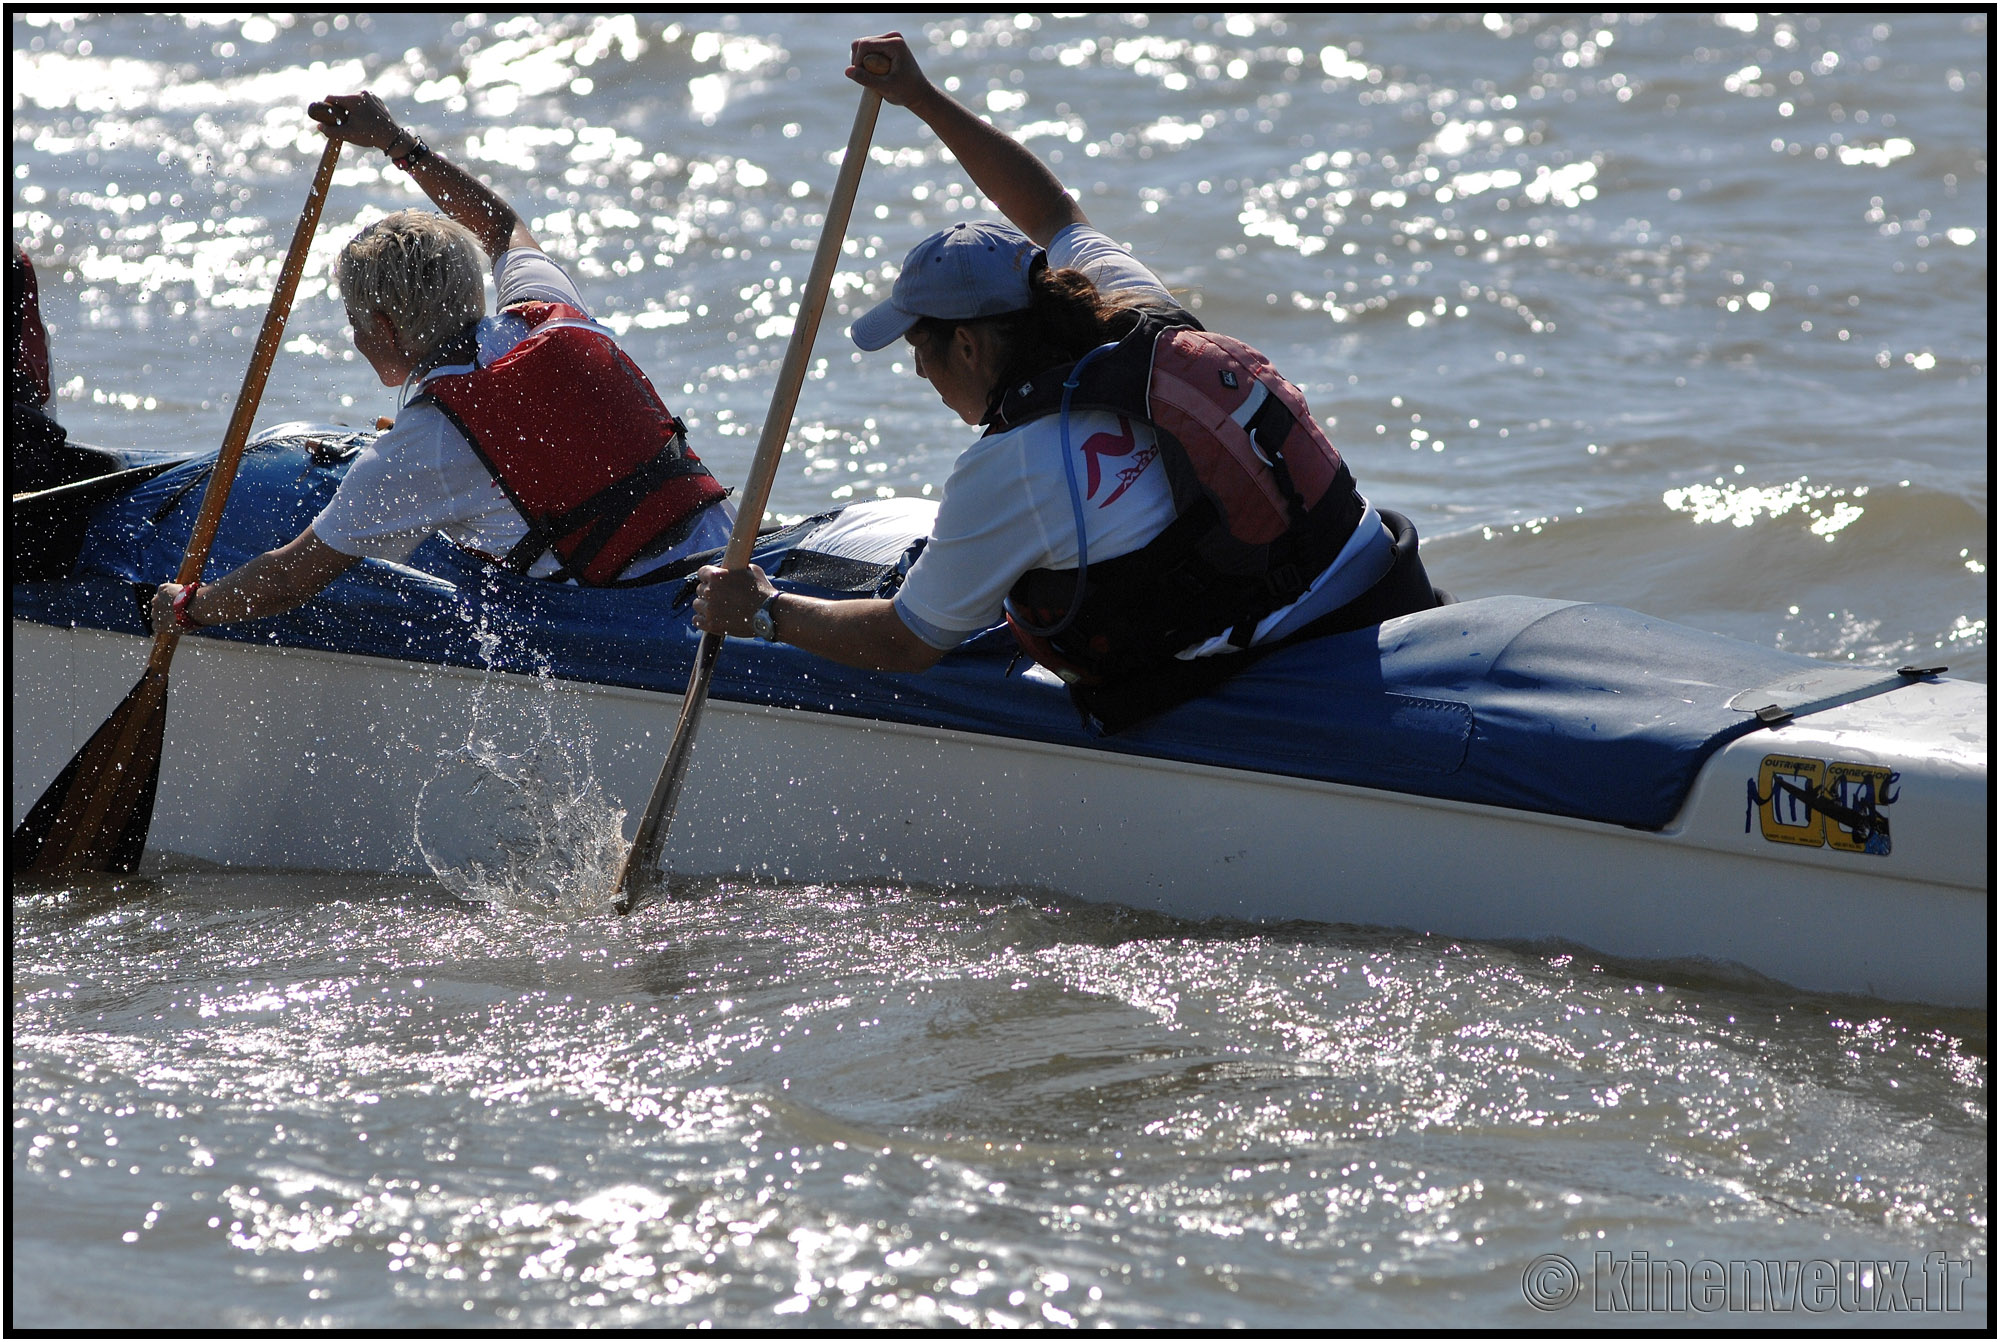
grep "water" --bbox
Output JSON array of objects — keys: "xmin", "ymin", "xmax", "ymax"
[
  {"xmin": 10, "ymin": 11, "xmax": 1987, "ymax": 1328},
  {"xmin": 415, "ymin": 669, "xmax": 629, "ymax": 919}
]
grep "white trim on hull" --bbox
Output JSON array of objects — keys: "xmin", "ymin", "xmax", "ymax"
[{"xmin": 11, "ymin": 620, "xmax": 1988, "ymax": 1008}]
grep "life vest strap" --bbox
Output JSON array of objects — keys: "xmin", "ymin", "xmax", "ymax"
[
  {"xmin": 522, "ymin": 435, "xmax": 711, "ymax": 580},
  {"xmin": 499, "ymin": 524, "xmax": 552, "ymax": 576},
  {"xmin": 1241, "ymin": 388, "xmax": 1308, "ymax": 523}
]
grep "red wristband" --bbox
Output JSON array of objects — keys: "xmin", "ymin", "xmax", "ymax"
[
  {"xmin": 172, "ymin": 581, "xmax": 205, "ymax": 630},
  {"xmin": 390, "ymin": 134, "xmax": 430, "ymax": 171}
]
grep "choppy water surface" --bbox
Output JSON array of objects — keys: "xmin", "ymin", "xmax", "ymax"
[{"xmin": 10, "ymin": 11, "xmax": 1988, "ymax": 1329}]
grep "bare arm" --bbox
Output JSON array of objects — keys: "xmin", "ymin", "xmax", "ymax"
[
  {"xmin": 847, "ymin": 32, "xmax": 1085, "ymax": 248},
  {"xmin": 151, "ymin": 527, "xmax": 360, "ymax": 631},
  {"xmin": 693, "ymin": 564, "xmax": 947, "ymax": 674},
  {"xmin": 307, "ymin": 91, "xmax": 537, "ymax": 259}
]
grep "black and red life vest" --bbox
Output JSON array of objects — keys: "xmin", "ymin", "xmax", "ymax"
[
  {"xmin": 416, "ymin": 302, "xmax": 727, "ymax": 586},
  {"xmin": 992, "ymin": 308, "xmax": 1366, "ymax": 685}
]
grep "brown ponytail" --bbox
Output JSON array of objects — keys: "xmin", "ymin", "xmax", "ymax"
[{"xmin": 908, "ymin": 260, "xmax": 1151, "ymax": 422}]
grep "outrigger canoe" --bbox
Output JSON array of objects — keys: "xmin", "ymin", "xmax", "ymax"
[{"xmin": 10, "ymin": 427, "xmax": 1988, "ymax": 1007}]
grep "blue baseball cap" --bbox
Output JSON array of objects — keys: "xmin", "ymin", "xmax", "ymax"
[{"xmin": 849, "ymin": 220, "xmax": 1044, "ymax": 351}]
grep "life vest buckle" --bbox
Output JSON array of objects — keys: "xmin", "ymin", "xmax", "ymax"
[{"xmin": 1265, "ymin": 561, "xmax": 1304, "ymax": 602}]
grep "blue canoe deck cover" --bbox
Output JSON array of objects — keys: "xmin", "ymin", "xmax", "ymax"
[{"xmin": 13, "ymin": 433, "xmax": 1853, "ymax": 831}]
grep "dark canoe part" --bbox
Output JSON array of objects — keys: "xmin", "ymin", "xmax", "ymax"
[
  {"xmin": 9, "ymin": 459, "xmax": 186, "ymax": 581},
  {"xmin": 5, "ymin": 408, "xmax": 123, "ymax": 493}
]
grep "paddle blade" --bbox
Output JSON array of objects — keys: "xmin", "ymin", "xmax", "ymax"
[
  {"xmin": 10, "ymin": 668, "xmax": 169, "ymax": 875},
  {"xmin": 612, "ymin": 631, "xmax": 727, "ymax": 914}
]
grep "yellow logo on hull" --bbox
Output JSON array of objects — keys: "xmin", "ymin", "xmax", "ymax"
[{"xmin": 1747, "ymin": 754, "xmax": 1898, "ymax": 856}]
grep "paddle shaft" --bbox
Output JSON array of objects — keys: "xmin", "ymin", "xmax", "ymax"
[
  {"xmin": 615, "ymin": 83, "xmax": 886, "ymax": 902},
  {"xmin": 17, "ymin": 136, "xmax": 341, "ymax": 873},
  {"xmin": 149, "ymin": 136, "xmax": 343, "ymax": 671}
]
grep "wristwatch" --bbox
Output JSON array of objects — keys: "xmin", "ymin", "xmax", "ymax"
[{"xmin": 750, "ymin": 592, "xmax": 783, "ymax": 642}]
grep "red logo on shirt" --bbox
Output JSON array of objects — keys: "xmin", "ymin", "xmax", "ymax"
[{"xmin": 1080, "ymin": 415, "xmax": 1157, "ymax": 508}]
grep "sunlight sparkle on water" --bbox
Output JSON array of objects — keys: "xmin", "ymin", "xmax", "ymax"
[{"xmin": 1662, "ymin": 476, "xmax": 1869, "ymax": 540}]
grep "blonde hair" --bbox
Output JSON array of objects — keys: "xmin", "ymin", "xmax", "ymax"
[{"xmin": 336, "ymin": 210, "xmax": 487, "ymax": 357}]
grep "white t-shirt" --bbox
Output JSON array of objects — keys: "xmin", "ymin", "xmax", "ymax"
[
  {"xmin": 892, "ymin": 222, "xmax": 1390, "ymax": 653},
  {"xmin": 312, "ymin": 248, "xmax": 732, "ymax": 577}
]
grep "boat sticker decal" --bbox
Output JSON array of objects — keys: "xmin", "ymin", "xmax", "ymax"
[{"xmin": 1745, "ymin": 753, "xmax": 1897, "ymax": 856}]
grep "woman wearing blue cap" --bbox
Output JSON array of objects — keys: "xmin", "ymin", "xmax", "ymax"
[{"xmin": 695, "ymin": 34, "xmax": 1446, "ymax": 731}]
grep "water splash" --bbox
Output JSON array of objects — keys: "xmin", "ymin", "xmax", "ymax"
[{"xmin": 415, "ymin": 655, "xmax": 628, "ymax": 918}]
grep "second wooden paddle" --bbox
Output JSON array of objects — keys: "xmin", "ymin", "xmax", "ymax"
[{"xmin": 613, "ymin": 69, "xmax": 889, "ymax": 909}]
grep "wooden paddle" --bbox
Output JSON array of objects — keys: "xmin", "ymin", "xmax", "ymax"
[
  {"xmin": 614, "ymin": 67, "xmax": 889, "ymax": 910},
  {"xmin": 11, "ymin": 136, "xmax": 344, "ymax": 875}
]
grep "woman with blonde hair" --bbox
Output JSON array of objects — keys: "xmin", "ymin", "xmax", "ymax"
[{"xmin": 152, "ymin": 91, "xmax": 733, "ymax": 635}]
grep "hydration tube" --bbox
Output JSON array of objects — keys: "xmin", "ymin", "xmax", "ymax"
[{"xmin": 1010, "ymin": 341, "xmax": 1119, "ymax": 638}]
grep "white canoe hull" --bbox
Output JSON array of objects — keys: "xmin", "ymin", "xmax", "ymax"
[{"xmin": 11, "ymin": 620, "xmax": 1988, "ymax": 1007}]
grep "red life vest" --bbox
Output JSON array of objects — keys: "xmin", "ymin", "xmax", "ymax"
[
  {"xmin": 992, "ymin": 308, "xmax": 1365, "ymax": 684},
  {"xmin": 417, "ymin": 302, "xmax": 727, "ymax": 586}
]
